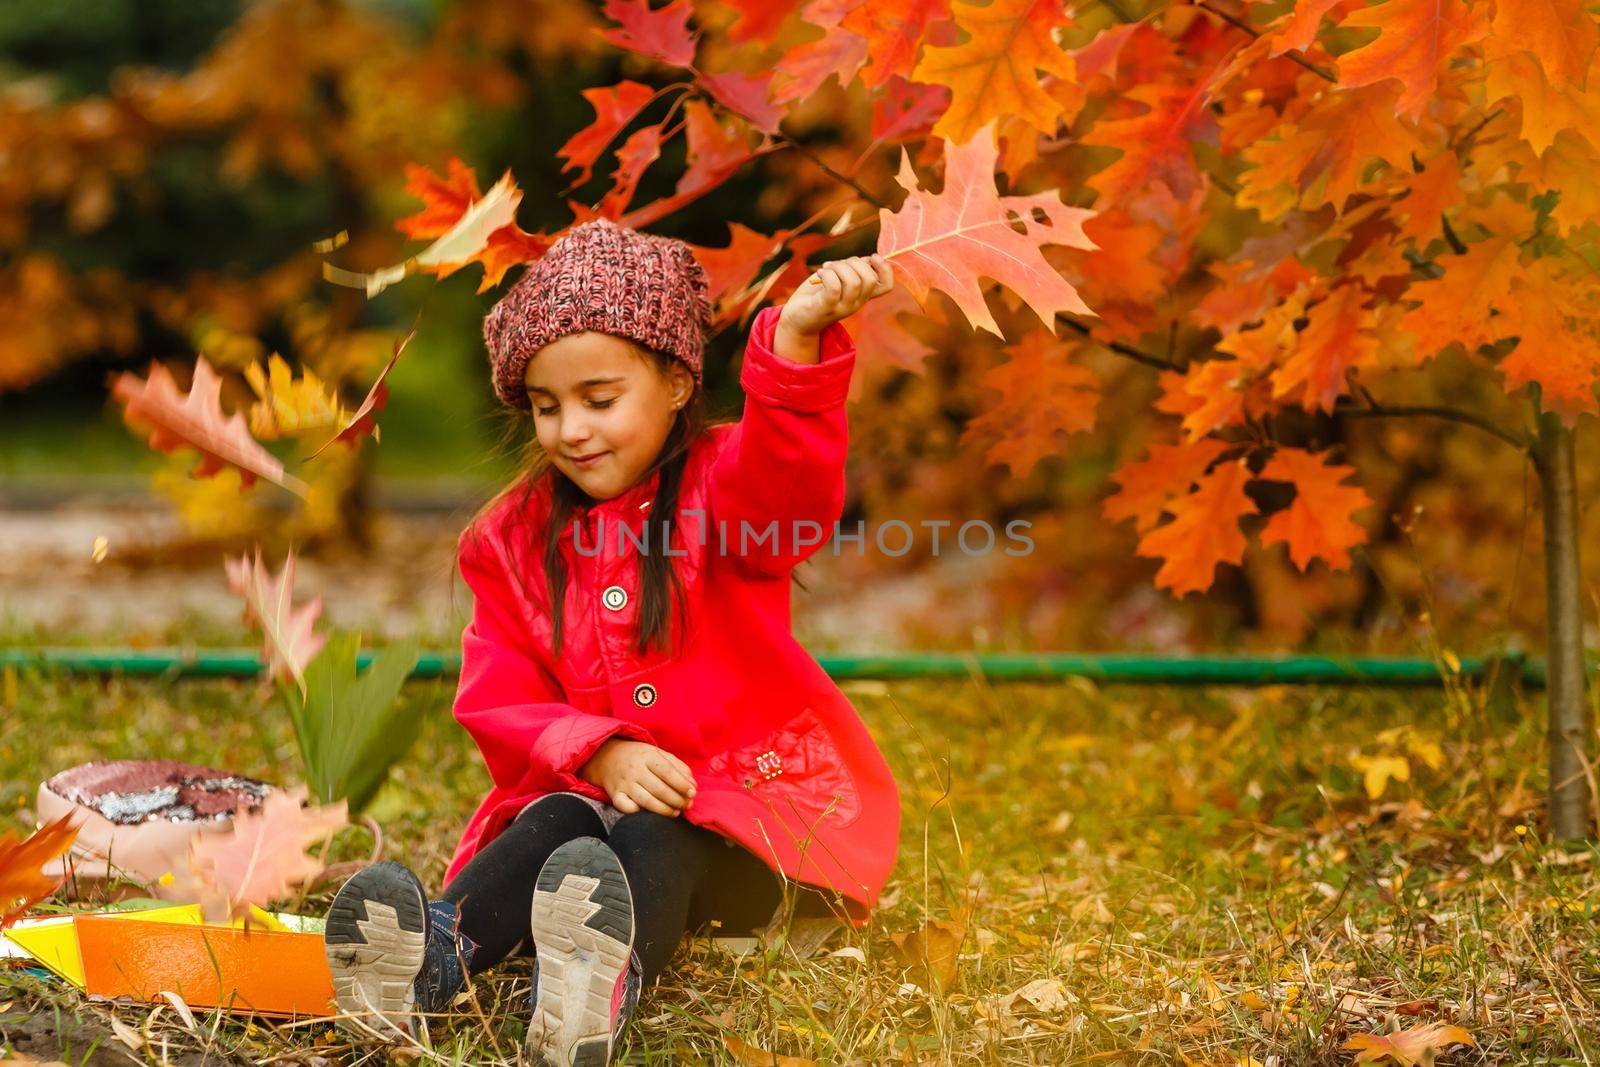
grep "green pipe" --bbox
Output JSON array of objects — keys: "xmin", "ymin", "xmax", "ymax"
[{"xmin": 0, "ymin": 647, "xmax": 1542, "ymax": 688}]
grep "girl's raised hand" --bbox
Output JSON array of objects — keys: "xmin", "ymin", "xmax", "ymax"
[
  {"xmin": 777, "ymin": 254, "xmax": 895, "ymax": 336},
  {"xmin": 578, "ymin": 738, "xmax": 698, "ymax": 817}
]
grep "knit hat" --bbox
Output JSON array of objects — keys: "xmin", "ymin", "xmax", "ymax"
[{"xmin": 482, "ymin": 217, "xmax": 712, "ymax": 410}]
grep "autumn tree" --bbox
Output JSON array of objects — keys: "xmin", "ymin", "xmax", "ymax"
[{"xmin": 92, "ymin": 0, "xmax": 1599, "ymax": 834}]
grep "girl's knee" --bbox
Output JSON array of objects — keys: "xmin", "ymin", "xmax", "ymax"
[{"xmin": 606, "ymin": 810, "xmax": 692, "ymax": 857}]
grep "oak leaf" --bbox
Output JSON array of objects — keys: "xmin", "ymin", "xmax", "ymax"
[
  {"xmin": 1136, "ymin": 458, "xmax": 1259, "ymax": 596},
  {"xmin": 1258, "ymin": 447, "xmax": 1374, "ymax": 571},
  {"xmin": 911, "ymin": 0, "xmax": 1074, "ymax": 145},
  {"xmin": 1335, "ymin": 0, "xmax": 1489, "ymax": 120},
  {"xmin": 557, "ymin": 81, "xmax": 658, "ymax": 190},
  {"xmin": 186, "ymin": 785, "xmax": 347, "ymax": 920},
  {"xmin": 597, "ymin": 0, "xmax": 696, "ymax": 67},
  {"xmin": 1103, "ymin": 438, "xmax": 1230, "ymax": 534},
  {"xmin": 111, "ymin": 357, "xmax": 310, "ymax": 499},
  {"xmin": 224, "ymin": 546, "xmax": 326, "ymax": 698},
  {"xmin": 243, "ymin": 355, "xmax": 347, "ymax": 441},
  {"xmin": 963, "ymin": 330, "xmax": 1098, "ymax": 476},
  {"xmin": 877, "ymin": 120, "xmax": 1097, "ymax": 337}
]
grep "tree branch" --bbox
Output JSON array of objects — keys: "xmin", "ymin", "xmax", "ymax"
[
  {"xmin": 773, "ymin": 132, "xmax": 891, "ymax": 210},
  {"xmin": 1191, "ymin": 0, "xmax": 1338, "ymax": 82},
  {"xmin": 1333, "ymin": 397, "xmax": 1533, "ymax": 450},
  {"xmin": 1058, "ymin": 314, "xmax": 1185, "ymax": 371}
]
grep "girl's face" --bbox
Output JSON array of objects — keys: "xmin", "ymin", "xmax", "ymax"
[{"xmin": 524, "ymin": 331, "xmax": 695, "ymax": 502}]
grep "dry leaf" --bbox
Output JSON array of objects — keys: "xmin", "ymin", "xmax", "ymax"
[
  {"xmin": 722, "ymin": 1034, "xmax": 820, "ymax": 1067},
  {"xmin": 887, "ymin": 911, "xmax": 968, "ymax": 990},
  {"xmin": 186, "ymin": 785, "xmax": 347, "ymax": 919},
  {"xmin": 1342, "ymin": 1022, "xmax": 1476, "ymax": 1064},
  {"xmin": 110, "ymin": 357, "xmax": 309, "ymax": 498}
]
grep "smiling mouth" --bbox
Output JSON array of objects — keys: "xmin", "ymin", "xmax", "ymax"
[{"xmin": 570, "ymin": 452, "xmax": 607, "ymax": 464}]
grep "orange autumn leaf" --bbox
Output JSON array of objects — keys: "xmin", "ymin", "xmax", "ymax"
[
  {"xmin": 1080, "ymin": 80, "xmax": 1218, "ymax": 203},
  {"xmin": 1136, "ymin": 457, "xmax": 1259, "ymax": 596},
  {"xmin": 723, "ymin": 1035, "xmax": 820, "ymax": 1067},
  {"xmin": 0, "ymin": 814, "xmax": 79, "ymax": 928},
  {"xmin": 1342, "ymin": 1021, "xmax": 1476, "ymax": 1064},
  {"xmin": 775, "ymin": 0, "xmax": 871, "ymax": 104},
  {"xmin": 111, "ymin": 357, "xmax": 310, "ymax": 499},
  {"xmin": 1493, "ymin": 257, "xmax": 1600, "ymax": 426},
  {"xmin": 876, "ymin": 120, "xmax": 1097, "ymax": 338},
  {"xmin": 910, "ymin": 0, "xmax": 1075, "ymax": 145},
  {"xmin": 844, "ymin": 0, "xmax": 953, "ymax": 89},
  {"xmin": 1258, "ymin": 447, "xmax": 1375, "ymax": 571},
  {"xmin": 962, "ymin": 330, "xmax": 1099, "ymax": 476},
  {"xmin": 1270, "ymin": 283, "xmax": 1382, "ymax": 414},
  {"xmin": 386, "ymin": 158, "xmax": 549, "ymax": 294},
  {"xmin": 1103, "ymin": 438, "xmax": 1231, "ymax": 534},
  {"xmin": 1335, "ymin": 0, "xmax": 1489, "ymax": 120}
]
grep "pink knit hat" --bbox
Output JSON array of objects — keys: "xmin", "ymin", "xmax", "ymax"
[{"xmin": 483, "ymin": 217, "xmax": 712, "ymax": 409}]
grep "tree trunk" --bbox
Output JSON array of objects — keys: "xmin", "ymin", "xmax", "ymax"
[{"xmin": 1532, "ymin": 412, "xmax": 1592, "ymax": 840}]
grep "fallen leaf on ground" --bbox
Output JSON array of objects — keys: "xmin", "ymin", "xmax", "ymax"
[
  {"xmin": 722, "ymin": 1034, "xmax": 820, "ymax": 1066},
  {"xmin": 1342, "ymin": 1022, "xmax": 1476, "ymax": 1064},
  {"xmin": 187, "ymin": 785, "xmax": 347, "ymax": 919}
]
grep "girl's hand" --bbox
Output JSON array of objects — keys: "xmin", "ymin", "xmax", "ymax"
[
  {"xmin": 777, "ymin": 254, "xmax": 895, "ymax": 337},
  {"xmin": 578, "ymin": 738, "xmax": 698, "ymax": 817}
]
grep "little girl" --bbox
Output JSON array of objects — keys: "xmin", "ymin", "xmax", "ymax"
[{"xmin": 323, "ymin": 218, "xmax": 902, "ymax": 1065}]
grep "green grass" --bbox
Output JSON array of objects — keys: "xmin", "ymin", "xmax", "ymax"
[{"xmin": 1, "ymin": 652, "xmax": 1597, "ymax": 1064}]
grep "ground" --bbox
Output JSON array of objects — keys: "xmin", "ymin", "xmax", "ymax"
[{"xmin": 0, "ymin": 652, "xmax": 1595, "ymax": 1064}]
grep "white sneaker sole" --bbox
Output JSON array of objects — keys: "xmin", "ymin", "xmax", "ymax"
[
  {"xmin": 527, "ymin": 837, "xmax": 636, "ymax": 1067},
  {"xmin": 323, "ymin": 862, "xmax": 428, "ymax": 1041}
]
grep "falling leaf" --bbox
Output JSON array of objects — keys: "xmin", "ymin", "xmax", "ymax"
[
  {"xmin": 186, "ymin": 785, "xmax": 347, "ymax": 920},
  {"xmin": 0, "ymin": 814, "xmax": 79, "ymax": 928},
  {"xmin": 306, "ymin": 315, "xmax": 421, "ymax": 460},
  {"xmin": 877, "ymin": 119, "xmax": 1098, "ymax": 338},
  {"xmin": 1342, "ymin": 1021, "xmax": 1476, "ymax": 1064},
  {"xmin": 224, "ymin": 546, "xmax": 327, "ymax": 698},
  {"xmin": 111, "ymin": 357, "xmax": 310, "ymax": 499},
  {"xmin": 90, "ymin": 536, "xmax": 108, "ymax": 562},
  {"xmin": 243, "ymin": 354, "xmax": 348, "ymax": 440}
]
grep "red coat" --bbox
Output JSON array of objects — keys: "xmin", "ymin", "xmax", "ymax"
[{"xmin": 444, "ymin": 305, "xmax": 901, "ymax": 921}]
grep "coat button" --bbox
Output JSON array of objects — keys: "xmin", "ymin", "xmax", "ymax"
[
  {"xmin": 602, "ymin": 585, "xmax": 628, "ymax": 611},
  {"xmin": 632, "ymin": 683, "xmax": 657, "ymax": 708}
]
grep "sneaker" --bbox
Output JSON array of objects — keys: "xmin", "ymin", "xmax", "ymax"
[
  {"xmin": 324, "ymin": 861, "xmax": 477, "ymax": 1040},
  {"xmin": 526, "ymin": 837, "xmax": 639, "ymax": 1066}
]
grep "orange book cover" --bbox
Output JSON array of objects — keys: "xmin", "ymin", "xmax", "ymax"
[{"xmin": 76, "ymin": 914, "xmax": 336, "ymax": 1018}]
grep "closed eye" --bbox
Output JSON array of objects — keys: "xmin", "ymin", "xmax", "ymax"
[{"xmin": 531, "ymin": 398, "xmax": 617, "ymax": 416}]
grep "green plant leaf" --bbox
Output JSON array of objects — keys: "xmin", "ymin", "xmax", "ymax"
[{"xmin": 287, "ymin": 632, "xmax": 424, "ymax": 813}]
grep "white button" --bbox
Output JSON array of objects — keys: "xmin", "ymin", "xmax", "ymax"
[
  {"xmin": 602, "ymin": 585, "xmax": 628, "ymax": 611},
  {"xmin": 632, "ymin": 683, "xmax": 657, "ymax": 708}
]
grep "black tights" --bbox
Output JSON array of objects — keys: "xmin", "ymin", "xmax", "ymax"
[{"xmin": 441, "ymin": 793, "xmax": 834, "ymax": 985}]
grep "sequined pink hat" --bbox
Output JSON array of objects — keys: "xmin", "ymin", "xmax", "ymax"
[{"xmin": 482, "ymin": 217, "xmax": 712, "ymax": 409}]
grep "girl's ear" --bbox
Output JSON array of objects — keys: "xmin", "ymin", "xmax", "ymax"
[{"xmin": 667, "ymin": 360, "xmax": 695, "ymax": 410}]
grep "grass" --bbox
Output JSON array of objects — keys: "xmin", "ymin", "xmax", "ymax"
[{"xmin": 1, "ymin": 651, "xmax": 1597, "ymax": 1064}]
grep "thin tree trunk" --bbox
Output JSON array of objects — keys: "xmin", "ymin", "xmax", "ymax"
[{"xmin": 1533, "ymin": 412, "xmax": 1592, "ymax": 840}]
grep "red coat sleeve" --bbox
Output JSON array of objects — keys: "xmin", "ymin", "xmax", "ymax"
[
  {"xmin": 454, "ymin": 525, "xmax": 656, "ymax": 800},
  {"xmin": 708, "ymin": 303, "xmax": 857, "ymax": 576}
]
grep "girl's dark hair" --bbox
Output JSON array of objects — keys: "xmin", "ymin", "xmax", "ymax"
[{"xmin": 464, "ymin": 340, "xmax": 735, "ymax": 659}]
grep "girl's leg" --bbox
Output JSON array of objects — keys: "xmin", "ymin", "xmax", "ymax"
[
  {"xmin": 603, "ymin": 812, "xmax": 786, "ymax": 985},
  {"xmin": 442, "ymin": 792, "xmax": 608, "ymax": 972}
]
